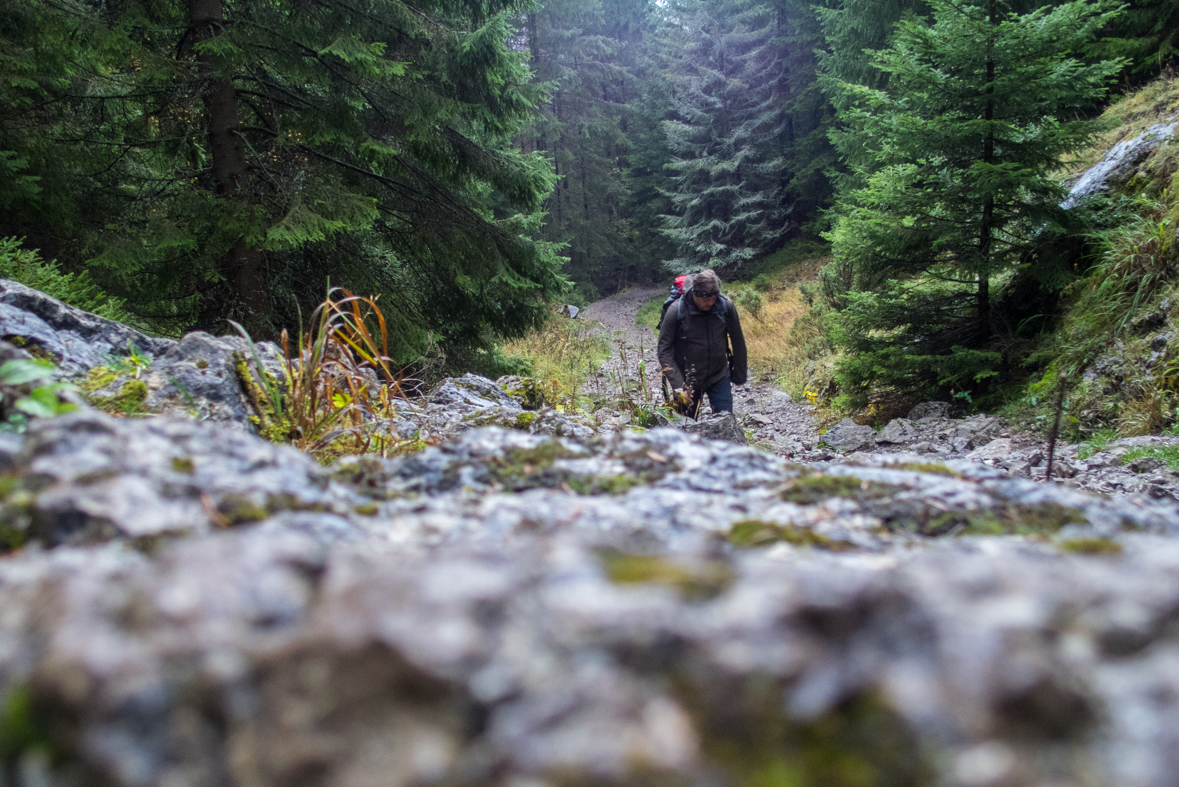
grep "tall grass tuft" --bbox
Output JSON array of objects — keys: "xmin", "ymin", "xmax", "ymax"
[{"xmin": 234, "ymin": 287, "xmax": 424, "ymax": 461}]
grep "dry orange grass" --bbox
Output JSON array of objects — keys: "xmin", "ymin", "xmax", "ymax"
[{"xmin": 741, "ymin": 287, "xmax": 809, "ymax": 373}]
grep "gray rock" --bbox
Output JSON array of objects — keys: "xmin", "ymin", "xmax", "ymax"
[
  {"xmin": 968, "ymin": 437, "xmax": 1014, "ymax": 461},
  {"xmin": 908, "ymin": 401, "xmax": 953, "ymax": 420},
  {"xmin": 877, "ymin": 418, "xmax": 917, "ymax": 444},
  {"xmin": 7, "ymin": 411, "xmax": 356, "ymax": 546},
  {"xmin": 1063, "ymin": 122, "xmax": 1177, "ymax": 208},
  {"xmin": 142, "ymin": 331, "xmax": 281, "ymax": 427},
  {"xmin": 0, "ymin": 279, "xmax": 172, "ymax": 375},
  {"xmin": 430, "ymin": 373, "xmax": 523, "ymax": 412},
  {"xmin": 823, "ymin": 418, "xmax": 876, "ymax": 452},
  {"xmin": 682, "ymin": 411, "xmax": 747, "ymax": 444}
]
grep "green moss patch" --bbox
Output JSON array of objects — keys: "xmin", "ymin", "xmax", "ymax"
[
  {"xmin": 216, "ymin": 494, "xmax": 269, "ymax": 526},
  {"xmin": 79, "ymin": 365, "xmax": 119, "ymax": 395},
  {"xmin": 487, "ymin": 443, "xmax": 580, "ymax": 490},
  {"xmin": 170, "ymin": 457, "xmax": 195, "ymax": 474},
  {"xmin": 728, "ymin": 520, "xmax": 855, "ymax": 551},
  {"xmin": 898, "ymin": 502, "xmax": 1088, "ymax": 538},
  {"xmin": 681, "ymin": 675, "xmax": 933, "ymax": 787},
  {"xmin": 234, "ymin": 354, "xmax": 291, "ymax": 442},
  {"xmin": 600, "ymin": 550, "xmax": 733, "ymax": 600},
  {"xmin": 887, "ymin": 462, "xmax": 961, "ymax": 478},
  {"xmin": 1060, "ymin": 537, "xmax": 1124, "ymax": 555},
  {"xmin": 86, "ymin": 378, "xmax": 149, "ymax": 417},
  {"xmin": 779, "ymin": 474, "xmax": 901, "ymax": 506}
]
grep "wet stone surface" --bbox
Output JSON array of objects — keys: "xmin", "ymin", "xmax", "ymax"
[
  {"xmin": 7, "ymin": 285, "xmax": 1179, "ymax": 785},
  {"xmin": 0, "ymin": 388, "xmax": 1177, "ymax": 786}
]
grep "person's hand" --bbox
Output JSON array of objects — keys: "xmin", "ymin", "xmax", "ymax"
[{"xmin": 672, "ymin": 388, "xmax": 688, "ymax": 404}]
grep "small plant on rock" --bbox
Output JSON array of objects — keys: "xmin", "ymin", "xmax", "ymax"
[
  {"xmin": 0, "ymin": 359, "xmax": 77, "ymax": 432},
  {"xmin": 234, "ymin": 287, "xmax": 420, "ymax": 460}
]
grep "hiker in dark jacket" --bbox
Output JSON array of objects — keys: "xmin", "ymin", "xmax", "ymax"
[{"xmin": 657, "ymin": 269, "xmax": 747, "ymax": 418}]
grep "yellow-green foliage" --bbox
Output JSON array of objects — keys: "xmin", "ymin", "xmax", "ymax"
[
  {"xmin": 600, "ymin": 550, "xmax": 733, "ymax": 600},
  {"xmin": 1009, "ymin": 75, "xmax": 1179, "ymax": 438},
  {"xmin": 1064, "ymin": 74, "xmax": 1179, "ymax": 176}
]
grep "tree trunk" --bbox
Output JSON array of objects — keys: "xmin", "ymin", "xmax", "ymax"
[
  {"xmin": 977, "ymin": 0, "xmax": 996, "ymax": 342},
  {"xmin": 189, "ymin": 0, "xmax": 270, "ymax": 334}
]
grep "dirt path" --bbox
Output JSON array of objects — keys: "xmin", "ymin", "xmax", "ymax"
[{"xmin": 581, "ymin": 287, "xmax": 819, "ymax": 454}]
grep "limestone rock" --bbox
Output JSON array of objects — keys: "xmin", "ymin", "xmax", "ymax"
[
  {"xmin": 969, "ymin": 437, "xmax": 1015, "ymax": 461},
  {"xmin": 0, "ymin": 279, "xmax": 171, "ymax": 375},
  {"xmin": 1063, "ymin": 122, "xmax": 1177, "ymax": 208},
  {"xmin": 682, "ymin": 411, "xmax": 747, "ymax": 444},
  {"xmin": 823, "ymin": 418, "xmax": 876, "ymax": 452},
  {"xmin": 877, "ymin": 418, "xmax": 917, "ymax": 444},
  {"xmin": 7, "ymin": 411, "xmax": 357, "ymax": 546},
  {"xmin": 908, "ymin": 401, "xmax": 953, "ymax": 420}
]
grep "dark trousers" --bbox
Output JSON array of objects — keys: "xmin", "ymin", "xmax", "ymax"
[{"xmin": 684, "ymin": 377, "xmax": 732, "ymax": 419}]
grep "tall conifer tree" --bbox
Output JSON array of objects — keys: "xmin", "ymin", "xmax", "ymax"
[
  {"xmin": 6, "ymin": 0, "xmax": 566, "ymax": 362},
  {"xmin": 657, "ymin": 0, "xmax": 790, "ymax": 273},
  {"xmin": 826, "ymin": 0, "xmax": 1122, "ymax": 402}
]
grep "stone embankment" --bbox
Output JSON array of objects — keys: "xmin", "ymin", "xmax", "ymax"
[{"xmin": 1, "ymin": 281, "xmax": 1179, "ymax": 786}]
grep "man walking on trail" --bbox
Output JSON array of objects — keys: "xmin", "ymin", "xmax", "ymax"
[{"xmin": 657, "ymin": 269, "xmax": 747, "ymax": 419}]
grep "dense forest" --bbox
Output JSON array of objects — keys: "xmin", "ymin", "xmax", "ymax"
[{"xmin": 2, "ymin": 0, "xmax": 1179, "ymax": 392}]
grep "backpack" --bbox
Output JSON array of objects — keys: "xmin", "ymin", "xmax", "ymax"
[{"xmin": 658, "ymin": 274, "xmax": 691, "ymax": 327}]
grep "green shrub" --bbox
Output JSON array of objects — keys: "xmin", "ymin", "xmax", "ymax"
[
  {"xmin": 0, "ymin": 238, "xmax": 131, "ymax": 323},
  {"xmin": 734, "ymin": 289, "xmax": 766, "ymax": 322}
]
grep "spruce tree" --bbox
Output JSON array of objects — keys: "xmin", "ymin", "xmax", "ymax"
[
  {"xmin": 826, "ymin": 0, "xmax": 1123, "ymax": 403},
  {"xmin": 657, "ymin": 0, "xmax": 790, "ymax": 273},
  {"xmin": 523, "ymin": 0, "xmax": 651, "ymax": 297},
  {"xmin": 6, "ymin": 0, "xmax": 566, "ymax": 362}
]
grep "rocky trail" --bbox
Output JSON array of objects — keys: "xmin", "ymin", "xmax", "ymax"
[
  {"xmin": 581, "ymin": 286, "xmax": 1179, "ymax": 500},
  {"xmin": 2, "ymin": 280, "xmax": 1179, "ymax": 786},
  {"xmin": 581, "ymin": 286, "xmax": 820, "ymax": 454}
]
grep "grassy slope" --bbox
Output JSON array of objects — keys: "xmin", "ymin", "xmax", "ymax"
[{"xmin": 1001, "ymin": 75, "xmax": 1179, "ymax": 439}]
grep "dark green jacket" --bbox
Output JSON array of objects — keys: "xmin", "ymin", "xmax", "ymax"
[{"xmin": 657, "ymin": 292, "xmax": 747, "ymax": 392}]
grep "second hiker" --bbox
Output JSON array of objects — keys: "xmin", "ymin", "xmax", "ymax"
[{"xmin": 657, "ymin": 269, "xmax": 747, "ymax": 419}]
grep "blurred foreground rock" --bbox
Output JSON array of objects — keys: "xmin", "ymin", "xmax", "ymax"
[{"xmin": 0, "ymin": 409, "xmax": 1177, "ymax": 787}]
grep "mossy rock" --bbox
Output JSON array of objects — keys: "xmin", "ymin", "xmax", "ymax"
[
  {"xmin": 679, "ymin": 675, "xmax": 934, "ymax": 787},
  {"xmin": 1060, "ymin": 536, "xmax": 1124, "ymax": 555},
  {"xmin": 486, "ymin": 443, "xmax": 581, "ymax": 491},
  {"xmin": 887, "ymin": 462, "xmax": 961, "ymax": 478},
  {"xmin": 893, "ymin": 502, "xmax": 1088, "ymax": 538},
  {"xmin": 728, "ymin": 520, "xmax": 856, "ymax": 551},
  {"xmin": 600, "ymin": 550, "xmax": 733, "ymax": 600},
  {"xmin": 85, "ymin": 378, "xmax": 149, "ymax": 416},
  {"xmin": 779, "ymin": 474, "xmax": 901, "ymax": 506}
]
